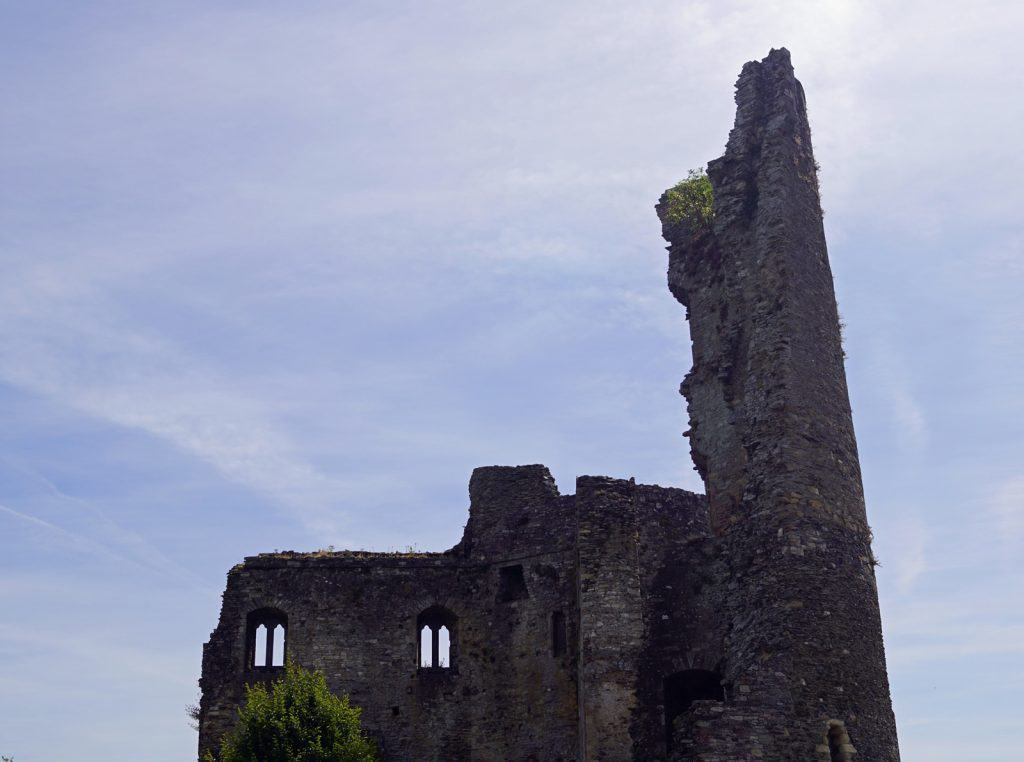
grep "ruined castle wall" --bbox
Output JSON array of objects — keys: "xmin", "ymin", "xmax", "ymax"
[
  {"xmin": 199, "ymin": 465, "xmax": 580, "ymax": 762},
  {"xmin": 660, "ymin": 48, "xmax": 899, "ymax": 760},
  {"xmin": 201, "ymin": 468, "xmax": 720, "ymax": 762},
  {"xmin": 574, "ymin": 476, "xmax": 717, "ymax": 762},
  {"xmin": 457, "ymin": 466, "xmax": 581, "ymax": 762},
  {"xmin": 199, "ymin": 51, "xmax": 901, "ymax": 759},
  {"xmin": 575, "ymin": 476, "xmax": 646, "ymax": 761},
  {"xmin": 200, "ymin": 556, "xmax": 489, "ymax": 759},
  {"xmin": 632, "ymin": 485, "xmax": 720, "ymax": 761},
  {"xmin": 460, "ymin": 464, "xmax": 576, "ymax": 561}
]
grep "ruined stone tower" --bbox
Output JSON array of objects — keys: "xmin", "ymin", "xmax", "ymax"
[
  {"xmin": 198, "ymin": 49, "xmax": 899, "ymax": 761},
  {"xmin": 657, "ymin": 48, "xmax": 899, "ymax": 760}
]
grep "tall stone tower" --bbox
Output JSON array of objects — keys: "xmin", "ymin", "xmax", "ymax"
[
  {"xmin": 658, "ymin": 49, "xmax": 900, "ymax": 760},
  {"xmin": 198, "ymin": 47, "xmax": 900, "ymax": 762}
]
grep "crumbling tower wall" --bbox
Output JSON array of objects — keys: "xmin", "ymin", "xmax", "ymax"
[
  {"xmin": 658, "ymin": 49, "xmax": 900, "ymax": 760},
  {"xmin": 198, "ymin": 47, "xmax": 901, "ymax": 762}
]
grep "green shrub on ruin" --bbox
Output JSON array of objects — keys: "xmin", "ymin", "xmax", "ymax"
[
  {"xmin": 663, "ymin": 168, "xmax": 714, "ymax": 233},
  {"xmin": 208, "ymin": 662, "xmax": 378, "ymax": 762}
]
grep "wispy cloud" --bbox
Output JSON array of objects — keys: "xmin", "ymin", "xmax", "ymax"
[
  {"xmin": 0, "ymin": 458, "xmax": 210, "ymax": 588},
  {"xmin": 989, "ymin": 475, "xmax": 1024, "ymax": 560},
  {"xmin": 0, "ymin": 258, "xmax": 356, "ymax": 538},
  {"xmin": 0, "ymin": 622, "xmax": 194, "ymax": 688},
  {"xmin": 0, "ymin": 502, "xmax": 115, "ymax": 558},
  {"xmin": 863, "ymin": 342, "xmax": 929, "ymax": 456},
  {"xmin": 883, "ymin": 515, "xmax": 929, "ymax": 595},
  {"xmin": 1, "ymin": 1, "xmax": 1023, "ymax": 760}
]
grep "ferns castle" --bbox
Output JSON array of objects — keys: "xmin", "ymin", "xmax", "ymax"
[{"xmin": 198, "ymin": 49, "xmax": 901, "ymax": 761}]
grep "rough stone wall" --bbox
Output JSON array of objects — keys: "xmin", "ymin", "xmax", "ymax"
[
  {"xmin": 199, "ymin": 465, "xmax": 581, "ymax": 762},
  {"xmin": 576, "ymin": 476, "xmax": 645, "ymax": 760},
  {"xmin": 199, "ymin": 470, "xmax": 713, "ymax": 762},
  {"xmin": 199, "ymin": 47, "xmax": 901, "ymax": 762},
  {"xmin": 632, "ymin": 485, "xmax": 721, "ymax": 760},
  {"xmin": 658, "ymin": 48, "xmax": 899, "ymax": 760}
]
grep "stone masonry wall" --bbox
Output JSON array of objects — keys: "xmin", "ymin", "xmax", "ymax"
[
  {"xmin": 574, "ymin": 477, "xmax": 715, "ymax": 762},
  {"xmin": 199, "ymin": 465, "xmax": 581, "ymax": 762},
  {"xmin": 200, "ymin": 470, "xmax": 715, "ymax": 762},
  {"xmin": 576, "ymin": 476, "xmax": 646, "ymax": 761},
  {"xmin": 658, "ymin": 48, "xmax": 900, "ymax": 760},
  {"xmin": 632, "ymin": 485, "xmax": 720, "ymax": 760},
  {"xmin": 199, "ymin": 47, "xmax": 901, "ymax": 762}
]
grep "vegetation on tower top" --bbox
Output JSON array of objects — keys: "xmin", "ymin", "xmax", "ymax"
[{"xmin": 663, "ymin": 169, "xmax": 714, "ymax": 233}]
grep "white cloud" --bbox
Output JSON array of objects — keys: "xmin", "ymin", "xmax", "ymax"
[
  {"xmin": 864, "ymin": 342, "xmax": 929, "ymax": 456},
  {"xmin": 883, "ymin": 515, "xmax": 929, "ymax": 595},
  {"xmin": 0, "ymin": 458, "xmax": 213, "ymax": 588}
]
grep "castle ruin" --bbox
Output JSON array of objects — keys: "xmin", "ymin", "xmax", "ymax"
[{"xmin": 198, "ymin": 49, "xmax": 900, "ymax": 761}]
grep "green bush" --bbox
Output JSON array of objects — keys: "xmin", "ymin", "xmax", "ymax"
[
  {"xmin": 207, "ymin": 663, "xmax": 378, "ymax": 762},
  {"xmin": 663, "ymin": 169, "xmax": 714, "ymax": 233}
]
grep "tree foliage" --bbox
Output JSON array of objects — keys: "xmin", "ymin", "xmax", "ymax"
[
  {"xmin": 207, "ymin": 663, "xmax": 378, "ymax": 762},
  {"xmin": 663, "ymin": 168, "xmax": 714, "ymax": 233}
]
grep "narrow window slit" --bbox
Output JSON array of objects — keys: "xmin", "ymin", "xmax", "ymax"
[
  {"xmin": 552, "ymin": 611, "xmax": 567, "ymax": 656},
  {"xmin": 437, "ymin": 626, "xmax": 450, "ymax": 668},
  {"xmin": 419, "ymin": 625, "xmax": 433, "ymax": 668},
  {"xmin": 254, "ymin": 625, "xmax": 267, "ymax": 667},
  {"xmin": 272, "ymin": 624, "xmax": 285, "ymax": 667},
  {"xmin": 497, "ymin": 565, "xmax": 529, "ymax": 602}
]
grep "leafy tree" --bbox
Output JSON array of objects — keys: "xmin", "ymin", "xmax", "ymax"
[
  {"xmin": 207, "ymin": 663, "xmax": 378, "ymax": 762},
  {"xmin": 663, "ymin": 168, "xmax": 714, "ymax": 233}
]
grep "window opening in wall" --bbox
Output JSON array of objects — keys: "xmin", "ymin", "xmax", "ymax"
[
  {"xmin": 551, "ymin": 611, "xmax": 567, "ymax": 656},
  {"xmin": 272, "ymin": 624, "xmax": 285, "ymax": 667},
  {"xmin": 417, "ymin": 606, "xmax": 457, "ymax": 671},
  {"xmin": 246, "ymin": 608, "xmax": 287, "ymax": 670},
  {"xmin": 419, "ymin": 625, "xmax": 433, "ymax": 668},
  {"xmin": 663, "ymin": 669, "xmax": 724, "ymax": 752},
  {"xmin": 826, "ymin": 721, "xmax": 854, "ymax": 762},
  {"xmin": 437, "ymin": 626, "xmax": 450, "ymax": 668},
  {"xmin": 254, "ymin": 625, "xmax": 267, "ymax": 667},
  {"xmin": 497, "ymin": 564, "xmax": 529, "ymax": 602},
  {"xmin": 829, "ymin": 729, "xmax": 842, "ymax": 762}
]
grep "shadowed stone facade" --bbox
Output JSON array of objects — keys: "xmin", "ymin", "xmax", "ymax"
[{"xmin": 198, "ymin": 49, "xmax": 899, "ymax": 761}]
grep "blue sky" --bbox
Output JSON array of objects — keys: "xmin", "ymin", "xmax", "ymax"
[{"xmin": 1, "ymin": 1, "xmax": 1021, "ymax": 760}]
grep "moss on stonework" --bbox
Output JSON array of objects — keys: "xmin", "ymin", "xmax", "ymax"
[{"xmin": 664, "ymin": 169, "xmax": 713, "ymax": 233}]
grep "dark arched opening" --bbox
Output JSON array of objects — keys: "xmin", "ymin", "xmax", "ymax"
[
  {"xmin": 246, "ymin": 608, "xmax": 287, "ymax": 670},
  {"xmin": 663, "ymin": 669, "xmax": 724, "ymax": 752},
  {"xmin": 826, "ymin": 720, "xmax": 854, "ymax": 761},
  {"xmin": 417, "ymin": 606, "xmax": 457, "ymax": 671},
  {"xmin": 829, "ymin": 727, "xmax": 843, "ymax": 761}
]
